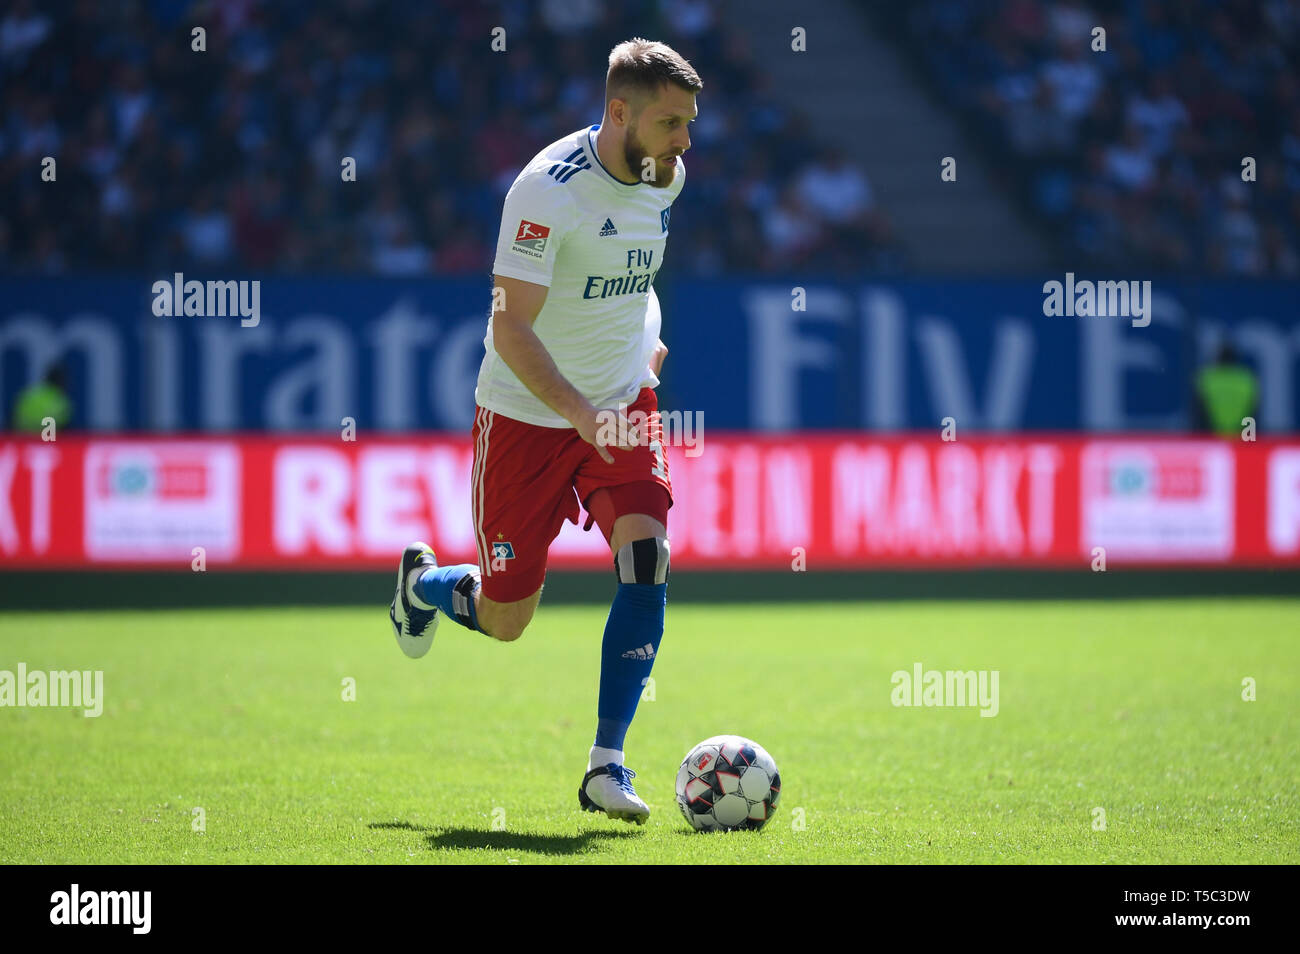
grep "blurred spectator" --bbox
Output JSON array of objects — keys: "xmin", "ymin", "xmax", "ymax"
[
  {"xmin": 794, "ymin": 147, "xmax": 876, "ymax": 227},
  {"xmin": 1127, "ymin": 72, "xmax": 1188, "ymax": 157},
  {"xmin": 761, "ymin": 187, "xmax": 825, "ymax": 269},
  {"xmin": 1104, "ymin": 123, "xmax": 1158, "ymax": 192},
  {"xmin": 372, "ymin": 224, "xmax": 432, "ymax": 276},
  {"xmin": 0, "ymin": 0, "xmax": 899, "ymax": 277},
  {"xmin": 1214, "ymin": 178, "xmax": 1264, "ymax": 273},
  {"xmin": 178, "ymin": 189, "xmax": 235, "ymax": 266},
  {"xmin": 1040, "ymin": 39, "xmax": 1103, "ymax": 122},
  {"xmin": 1194, "ymin": 343, "xmax": 1258, "ymax": 435},
  {"xmin": 10, "ymin": 364, "xmax": 71, "ymax": 434},
  {"xmin": 898, "ymin": 0, "xmax": 1300, "ymax": 276},
  {"xmin": 0, "ymin": 0, "xmax": 52, "ymax": 67}
]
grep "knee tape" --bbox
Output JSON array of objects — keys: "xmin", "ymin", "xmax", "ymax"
[{"xmin": 613, "ymin": 536, "xmax": 670, "ymax": 584}]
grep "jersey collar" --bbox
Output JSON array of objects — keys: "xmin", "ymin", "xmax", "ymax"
[{"xmin": 586, "ymin": 124, "xmax": 642, "ymax": 191}]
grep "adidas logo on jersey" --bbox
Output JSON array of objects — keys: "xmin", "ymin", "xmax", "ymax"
[
  {"xmin": 621, "ymin": 643, "xmax": 656, "ymax": 660},
  {"xmin": 599, "ymin": 217, "xmax": 618, "ymax": 236}
]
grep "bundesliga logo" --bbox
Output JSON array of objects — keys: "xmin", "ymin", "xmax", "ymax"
[{"xmin": 511, "ymin": 220, "xmax": 550, "ymax": 258}]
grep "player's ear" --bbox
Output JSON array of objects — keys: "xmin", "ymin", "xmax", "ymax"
[{"xmin": 607, "ymin": 89, "xmax": 642, "ymax": 128}]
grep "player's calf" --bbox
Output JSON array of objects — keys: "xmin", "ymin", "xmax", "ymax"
[
  {"xmin": 398, "ymin": 545, "xmax": 485, "ymax": 636},
  {"xmin": 587, "ymin": 535, "xmax": 669, "ymax": 777},
  {"xmin": 474, "ymin": 588, "xmax": 542, "ymax": 642},
  {"xmin": 405, "ymin": 546, "xmax": 543, "ymax": 643}
]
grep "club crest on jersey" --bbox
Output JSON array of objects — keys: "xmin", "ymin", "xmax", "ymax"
[
  {"xmin": 512, "ymin": 220, "xmax": 550, "ymax": 258},
  {"xmin": 491, "ymin": 541, "xmax": 515, "ymax": 560},
  {"xmin": 599, "ymin": 217, "xmax": 618, "ymax": 237},
  {"xmin": 661, "ymin": 207, "xmax": 670, "ymax": 233}
]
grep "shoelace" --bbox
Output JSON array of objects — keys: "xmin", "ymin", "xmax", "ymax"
[
  {"xmin": 404, "ymin": 605, "xmax": 436, "ymax": 637},
  {"xmin": 606, "ymin": 764, "xmax": 637, "ymax": 795}
]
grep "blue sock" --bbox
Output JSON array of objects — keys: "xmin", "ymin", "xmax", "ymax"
[
  {"xmin": 411, "ymin": 563, "xmax": 482, "ymax": 632},
  {"xmin": 594, "ymin": 581, "xmax": 667, "ymax": 751}
]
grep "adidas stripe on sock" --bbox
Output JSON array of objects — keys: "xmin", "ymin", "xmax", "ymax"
[{"xmin": 594, "ymin": 581, "xmax": 666, "ymax": 752}]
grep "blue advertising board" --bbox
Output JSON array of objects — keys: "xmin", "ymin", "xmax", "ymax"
[
  {"xmin": 1, "ymin": 275, "xmax": 1296, "ymax": 432},
  {"xmin": 661, "ymin": 277, "xmax": 1298, "ymax": 433}
]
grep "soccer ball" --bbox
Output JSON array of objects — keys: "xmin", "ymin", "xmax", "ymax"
[{"xmin": 675, "ymin": 735, "xmax": 781, "ymax": 831}]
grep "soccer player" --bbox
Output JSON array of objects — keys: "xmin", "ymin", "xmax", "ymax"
[{"xmin": 388, "ymin": 38, "xmax": 701, "ymax": 825}]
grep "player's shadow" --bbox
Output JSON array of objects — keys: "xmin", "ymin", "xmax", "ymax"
[
  {"xmin": 368, "ymin": 820, "xmax": 639, "ymax": 855},
  {"xmin": 369, "ymin": 821, "xmax": 429, "ymax": 832}
]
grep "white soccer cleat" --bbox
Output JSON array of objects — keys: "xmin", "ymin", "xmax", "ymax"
[
  {"xmin": 578, "ymin": 763, "xmax": 650, "ymax": 825},
  {"xmin": 389, "ymin": 542, "xmax": 439, "ymax": 658}
]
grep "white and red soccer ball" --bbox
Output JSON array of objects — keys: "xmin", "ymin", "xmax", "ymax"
[{"xmin": 675, "ymin": 735, "xmax": 781, "ymax": 832}]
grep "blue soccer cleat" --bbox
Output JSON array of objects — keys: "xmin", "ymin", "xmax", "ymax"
[
  {"xmin": 389, "ymin": 541, "xmax": 439, "ymax": 658},
  {"xmin": 578, "ymin": 763, "xmax": 650, "ymax": 825}
]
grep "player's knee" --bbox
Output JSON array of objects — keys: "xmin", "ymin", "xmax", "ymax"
[{"xmin": 613, "ymin": 536, "xmax": 670, "ymax": 584}]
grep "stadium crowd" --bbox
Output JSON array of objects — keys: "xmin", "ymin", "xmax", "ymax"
[
  {"xmin": 0, "ymin": 0, "xmax": 900, "ymax": 277},
  {"xmin": 897, "ymin": 0, "xmax": 1300, "ymax": 275}
]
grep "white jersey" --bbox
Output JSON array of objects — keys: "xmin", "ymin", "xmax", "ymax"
[{"xmin": 476, "ymin": 123, "xmax": 685, "ymax": 428}]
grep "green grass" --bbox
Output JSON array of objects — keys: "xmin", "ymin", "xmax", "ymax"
[{"xmin": 1, "ymin": 599, "xmax": 1297, "ymax": 864}]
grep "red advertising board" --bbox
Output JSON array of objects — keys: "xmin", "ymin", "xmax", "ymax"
[{"xmin": 1, "ymin": 435, "xmax": 1297, "ymax": 569}]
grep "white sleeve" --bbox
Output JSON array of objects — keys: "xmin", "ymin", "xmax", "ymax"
[{"xmin": 492, "ymin": 173, "xmax": 578, "ymax": 288}]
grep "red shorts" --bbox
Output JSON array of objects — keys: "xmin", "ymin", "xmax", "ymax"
[{"xmin": 471, "ymin": 387, "xmax": 673, "ymax": 602}]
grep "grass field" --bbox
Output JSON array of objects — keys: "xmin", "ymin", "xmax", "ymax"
[{"xmin": 1, "ymin": 599, "xmax": 1297, "ymax": 864}]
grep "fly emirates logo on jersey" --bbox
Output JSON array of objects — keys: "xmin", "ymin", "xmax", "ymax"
[{"xmin": 582, "ymin": 248, "xmax": 659, "ymax": 300}]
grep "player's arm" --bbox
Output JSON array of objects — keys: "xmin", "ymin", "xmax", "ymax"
[
  {"xmin": 491, "ymin": 274, "xmax": 637, "ymax": 463},
  {"xmin": 650, "ymin": 338, "xmax": 668, "ymax": 376},
  {"xmin": 490, "ymin": 274, "xmax": 592, "ymax": 428}
]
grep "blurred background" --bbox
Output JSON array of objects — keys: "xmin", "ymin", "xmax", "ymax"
[{"xmin": 1, "ymin": 0, "xmax": 1297, "ymax": 602}]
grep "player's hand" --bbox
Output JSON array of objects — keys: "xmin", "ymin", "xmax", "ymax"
[
  {"xmin": 650, "ymin": 339, "xmax": 668, "ymax": 377},
  {"xmin": 574, "ymin": 404, "xmax": 641, "ymax": 465}
]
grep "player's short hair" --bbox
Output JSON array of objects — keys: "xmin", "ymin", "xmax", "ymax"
[{"xmin": 605, "ymin": 38, "xmax": 702, "ymax": 116}]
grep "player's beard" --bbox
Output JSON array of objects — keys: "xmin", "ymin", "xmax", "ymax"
[{"xmin": 624, "ymin": 121, "xmax": 676, "ymax": 189}]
